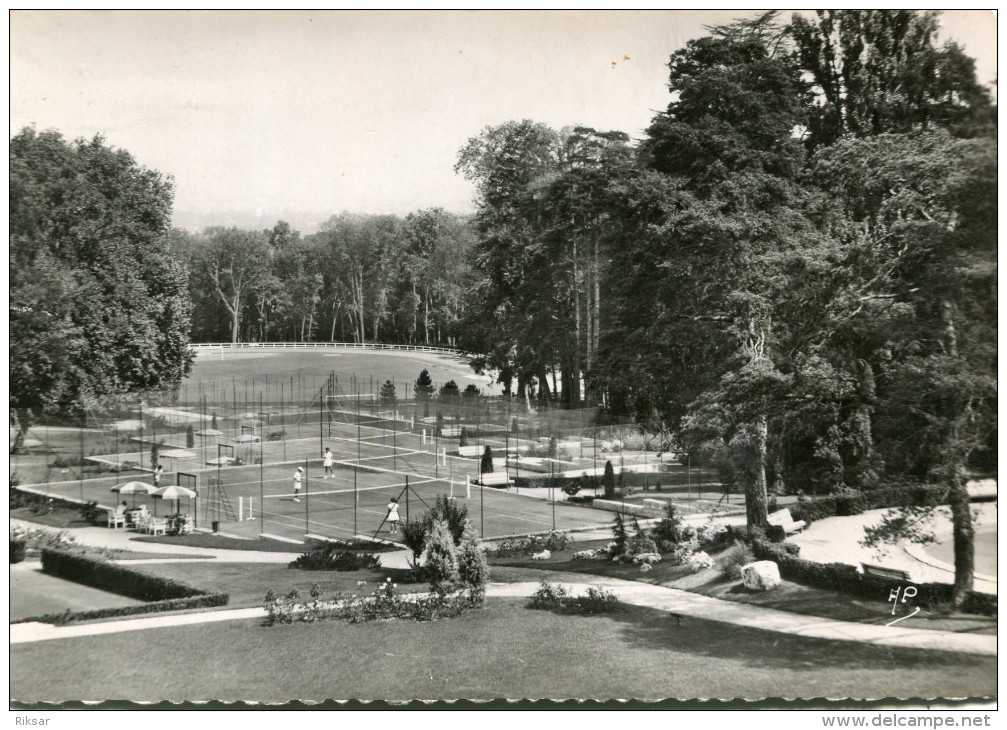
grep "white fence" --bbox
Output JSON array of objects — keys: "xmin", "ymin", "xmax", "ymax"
[{"xmin": 190, "ymin": 342, "xmax": 461, "ymax": 355}]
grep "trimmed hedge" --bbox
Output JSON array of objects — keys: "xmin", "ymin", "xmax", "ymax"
[
  {"xmin": 789, "ymin": 484, "xmax": 951, "ymax": 526},
  {"xmin": 12, "ymin": 593, "xmax": 230, "ymax": 626},
  {"xmin": 752, "ymin": 538, "xmax": 996, "ymax": 615},
  {"xmin": 41, "ymin": 548, "xmax": 222, "ymax": 603},
  {"xmin": 10, "ymin": 540, "xmax": 26, "ymax": 564}
]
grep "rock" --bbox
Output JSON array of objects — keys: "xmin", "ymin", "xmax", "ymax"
[{"xmin": 741, "ymin": 560, "xmax": 781, "ymax": 591}]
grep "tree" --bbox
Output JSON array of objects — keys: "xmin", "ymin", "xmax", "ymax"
[
  {"xmin": 423, "ymin": 518, "xmax": 460, "ymax": 596},
  {"xmin": 456, "ymin": 521, "xmax": 490, "ymax": 601},
  {"xmin": 195, "ymin": 228, "xmax": 270, "ymax": 343},
  {"xmin": 480, "ymin": 446, "xmax": 494, "ymax": 475},
  {"xmin": 602, "ymin": 460, "xmax": 616, "ymax": 499},
  {"xmin": 414, "ymin": 369, "xmax": 435, "ymax": 401},
  {"xmin": 379, "ymin": 380, "xmax": 397, "ymax": 407},
  {"xmin": 810, "ymin": 130, "xmax": 996, "ymax": 605},
  {"xmin": 790, "ymin": 10, "xmax": 995, "ymax": 149},
  {"xmin": 604, "ymin": 24, "xmax": 816, "ymax": 533},
  {"xmin": 186, "ymin": 426, "xmax": 195, "ymax": 449},
  {"xmin": 439, "ymin": 380, "xmax": 460, "ymax": 404},
  {"xmin": 10, "ymin": 128, "xmax": 193, "ymax": 434}
]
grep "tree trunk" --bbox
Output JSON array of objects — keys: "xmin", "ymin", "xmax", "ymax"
[
  {"xmin": 572, "ymin": 239, "xmax": 582, "ymax": 407},
  {"xmin": 948, "ymin": 466, "xmax": 975, "ymax": 606},
  {"xmin": 746, "ymin": 415, "xmax": 770, "ymax": 534}
]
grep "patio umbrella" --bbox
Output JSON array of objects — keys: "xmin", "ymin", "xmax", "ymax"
[
  {"xmin": 152, "ymin": 485, "xmax": 197, "ymax": 514},
  {"xmin": 112, "ymin": 480, "xmax": 155, "ymax": 508},
  {"xmin": 195, "ymin": 429, "xmax": 223, "ymax": 437},
  {"xmin": 235, "ymin": 434, "xmax": 260, "ymax": 443}
]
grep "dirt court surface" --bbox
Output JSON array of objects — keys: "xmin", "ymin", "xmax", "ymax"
[{"xmin": 24, "ymin": 420, "xmax": 612, "ymax": 543}]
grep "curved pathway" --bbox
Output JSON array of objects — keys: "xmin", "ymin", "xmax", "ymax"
[
  {"xmin": 10, "ymin": 575, "xmax": 995, "ymax": 655},
  {"xmin": 10, "ymin": 518, "xmax": 995, "ymax": 656}
]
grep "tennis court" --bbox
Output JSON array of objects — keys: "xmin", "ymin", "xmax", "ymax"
[{"xmin": 21, "ymin": 422, "xmax": 613, "ymax": 542}]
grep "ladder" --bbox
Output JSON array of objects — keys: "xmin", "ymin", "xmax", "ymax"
[{"xmin": 206, "ymin": 478, "xmax": 238, "ymax": 522}]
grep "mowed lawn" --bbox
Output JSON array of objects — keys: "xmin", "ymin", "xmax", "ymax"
[
  {"xmin": 126, "ymin": 560, "xmax": 425, "ymax": 608},
  {"xmin": 184, "ymin": 348, "xmax": 498, "ymax": 398},
  {"xmin": 10, "ymin": 564, "xmax": 142, "ymax": 622},
  {"xmin": 10, "ymin": 598, "xmax": 995, "ymax": 703}
]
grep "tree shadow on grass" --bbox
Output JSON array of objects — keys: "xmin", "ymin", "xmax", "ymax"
[{"xmin": 606, "ymin": 604, "xmax": 992, "ymax": 674}]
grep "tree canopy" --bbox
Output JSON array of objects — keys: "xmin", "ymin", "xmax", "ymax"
[{"xmin": 10, "ymin": 128, "xmax": 193, "ymax": 430}]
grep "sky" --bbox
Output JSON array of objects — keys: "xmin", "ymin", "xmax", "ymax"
[{"xmin": 10, "ymin": 10, "xmax": 999, "ymax": 235}]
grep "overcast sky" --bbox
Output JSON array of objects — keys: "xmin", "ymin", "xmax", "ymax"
[{"xmin": 10, "ymin": 10, "xmax": 998, "ymax": 234}]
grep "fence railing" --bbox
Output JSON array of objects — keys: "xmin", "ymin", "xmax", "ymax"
[{"xmin": 190, "ymin": 342, "xmax": 461, "ymax": 355}]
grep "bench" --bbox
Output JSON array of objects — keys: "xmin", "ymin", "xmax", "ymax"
[
  {"xmin": 861, "ymin": 563, "xmax": 911, "ymax": 582},
  {"xmin": 767, "ymin": 508, "xmax": 806, "ymax": 535},
  {"xmin": 458, "ymin": 445, "xmax": 484, "ymax": 458}
]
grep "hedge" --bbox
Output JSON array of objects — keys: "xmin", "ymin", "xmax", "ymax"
[
  {"xmin": 12, "ymin": 593, "xmax": 230, "ymax": 626},
  {"xmin": 752, "ymin": 538, "xmax": 996, "ymax": 616},
  {"xmin": 41, "ymin": 548, "xmax": 224, "ymax": 603},
  {"xmin": 789, "ymin": 484, "xmax": 951, "ymax": 526},
  {"xmin": 10, "ymin": 540, "xmax": 26, "ymax": 564}
]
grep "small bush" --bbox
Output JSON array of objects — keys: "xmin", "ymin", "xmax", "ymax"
[
  {"xmin": 78, "ymin": 501, "xmax": 102, "ymax": 523},
  {"xmin": 724, "ymin": 546, "xmax": 755, "ymax": 580},
  {"xmin": 527, "ymin": 579, "xmax": 568, "ymax": 610},
  {"xmin": 488, "ymin": 531, "xmax": 569, "ymax": 558},
  {"xmin": 573, "ymin": 586, "xmax": 621, "ymax": 615},
  {"xmin": 288, "ymin": 548, "xmax": 381, "ymax": 572},
  {"xmin": 10, "ymin": 540, "xmax": 26, "ymax": 564},
  {"xmin": 766, "ymin": 525, "xmax": 786, "ymax": 543},
  {"xmin": 527, "ymin": 580, "xmax": 621, "ymax": 615}
]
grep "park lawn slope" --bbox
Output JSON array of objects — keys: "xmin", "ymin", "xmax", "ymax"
[{"xmin": 10, "ymin": 598, "xmax": 995, "ymax": 703}]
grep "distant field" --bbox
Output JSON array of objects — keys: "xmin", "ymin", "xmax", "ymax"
[{"xmin": 182, "ymin": 348, "xmax": 499, "ymax": 402}]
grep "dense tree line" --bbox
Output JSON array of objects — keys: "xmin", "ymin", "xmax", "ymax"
[
  {"xmin": 453, "ymin": 10, "xmax": 995, "ymax": 603},
  {"xmin": 172, "ymin": 209, "xmax": 475, "ymax": 346},
  {"xmin": 10, "ymin": 128, "xmax": 193, "ymax": 443}
]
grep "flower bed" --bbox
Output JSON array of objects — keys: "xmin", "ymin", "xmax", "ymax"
[{"xmin": 262, "ymin": 578, "xmax": 482, "ymax": 625}]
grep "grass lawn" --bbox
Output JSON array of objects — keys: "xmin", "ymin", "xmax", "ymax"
[
  {"xmin": 10, "ymin": 506, "xmax": 95, "ymax": 529},
  {"xmin": 132, "ymin": 533, "xmax": 397, "ymax": 553},
  {"xmin": 127, "ymin": 559, "xmax": 426, "ymax": 608},
  {"xmin": 490, "ymin": 540, "xmax": 997, "ymax": 633},
  {"xmin": 10, "ymin": 565, "xmax": 142, "ymax": 622},
  {"xmin": 11, "ymin": 598, "xmax": 995, "ymax": 703}
]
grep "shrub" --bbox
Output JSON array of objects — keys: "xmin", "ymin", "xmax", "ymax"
[
  {"xmin": 602, "ymin": 460, "xmax": 616, "ymax": 499},
  {"xmin": 263, "ymin": 578, "xmax": 480, "ymax": 626},
  {"xmin": 10, "ymin": 525, "xmax": 76, "ymax": 551},
  {"xmin": 766, "ymin": 525, "xmax": 786, "ymax": 543},
  {"xmin": 480, "ymin": 445, "xmax": 494, "ymax": 475},
  {"xmin": 456, "ymin": 523, "xmax": 490, "ymax": 600},
  {"xmin": 567, "ymin": 495, "xmax": 595, "ymax": 505},
  {"xmin": 10, "ymin": 540, "xmax": 26, "ymax": 564},
  {"xmin": 573, "ymin": 586, "xmax": 620, "ymax": 615},
  {"xmin": 424, "ymin": 518, "xmax": 460, "ymax": 594},
  {"xmin": 724, "ymin": 545, "xmax": 755, "ymax": 580},
  {"xmin": 78, "ymin": 501, "xmax": 102, "ymax": 523},
  {"xmin": 268, "ymin": 430, "xmax": 287, "ymax": 441},
  {"xmin": 573, "ymin": 549, "xmax": 597, "ymax": 560},
  {"xmin": 688, "ymin": 551, "xmax": 715, "ymax": 573},
  {"xmin": 289, "ymin": 548, "xmax": 381, "ymax": 572},
  {"xmin": 488, "ymin": 531, "xmax": 569, "ymax": 558},
  {"xmin": 632, "ymin": 552, "xmax": 662, "ymax": 566},
  {"xmin": 527, "ymin": 579, "xmax": 568, "ymax": 610},
  {"xmin": 186, "ymin": 425, "xmax": 195, "ymax": 449},
  {"xmin": 400, "ymin": 519, "xmax": 428, "ymax": 569},
  {"xmin": 653, "ymin": 502, "xmax": 684, "ymax": 548},
  {"xmin": 527, "ymin": 580, "xmax": 621, "ymax": 615}
]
